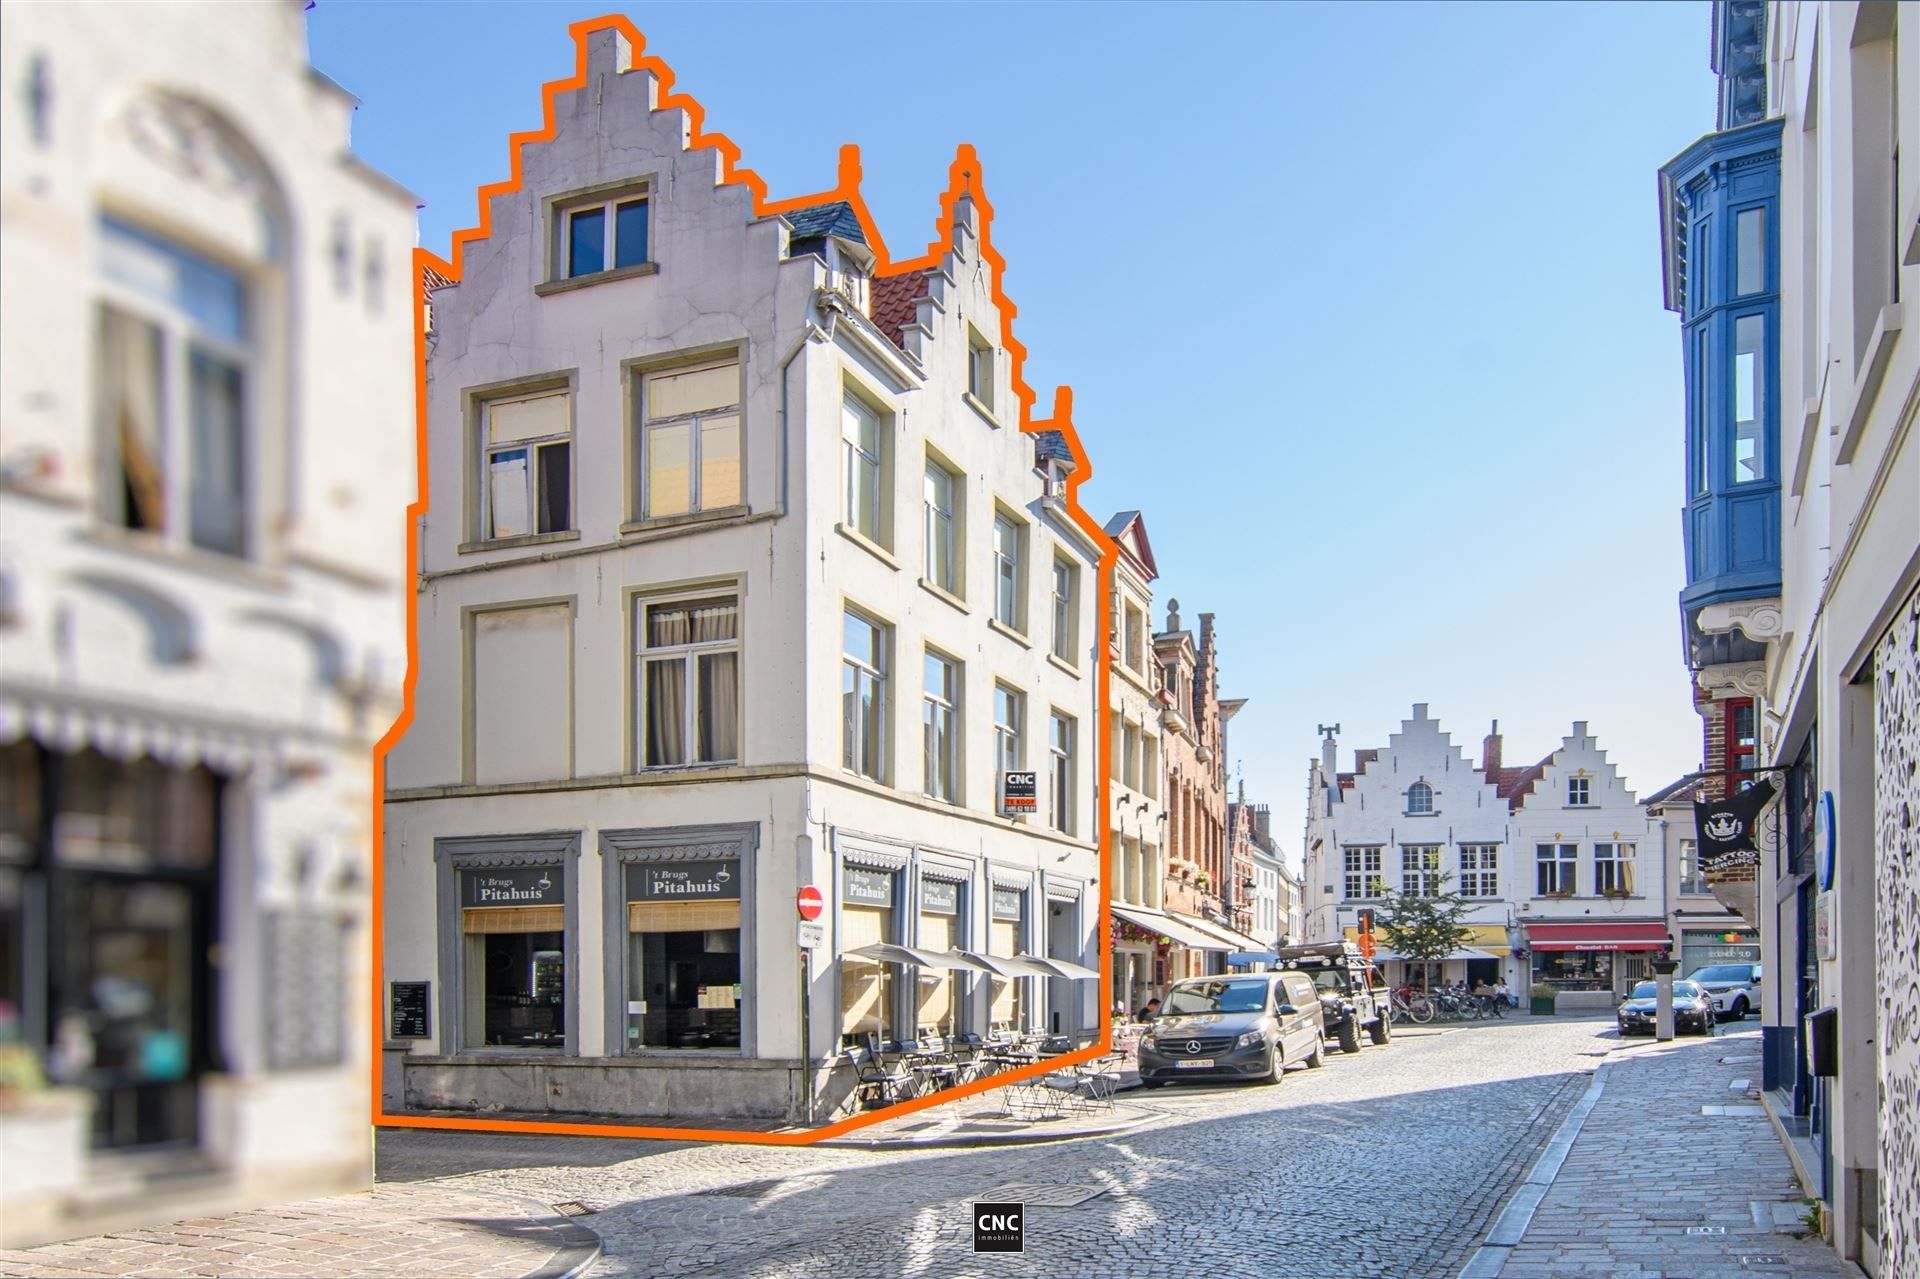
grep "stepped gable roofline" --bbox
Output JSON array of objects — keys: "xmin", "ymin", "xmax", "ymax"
[{"xmin": 1489, "ymin": 761, "xmax": 1549, "ymax": 811}]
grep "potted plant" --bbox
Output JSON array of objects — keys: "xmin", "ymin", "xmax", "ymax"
[
  {"xmin": 1530, "ymin": 983, "xmax": 1558, "ymax": 1016},
  {"xmin": 1195, "ymin": 871, "xmax": 1212, "ymax": 889}
]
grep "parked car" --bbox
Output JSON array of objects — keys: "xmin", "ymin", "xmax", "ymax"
[
  {"xmin": 1136, "ymin": 972, "xmax": 1325, "ymax": 1088},
  {"xmin": 1616, "ymin": 980, "xmax": 1716, "ymax": 1036},
  {"xmin": 1684, "ymin": 962, "xmax": 1763, "ymax": 1021},
  {"xmin": 1272, "ymin": 940, "xmax": 1392, "ymax": 1053}
]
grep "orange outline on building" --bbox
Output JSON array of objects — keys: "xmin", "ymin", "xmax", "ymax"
[{"xmin": 374, "ymin": 13, "xmax": 1119, "ymax": 1145}]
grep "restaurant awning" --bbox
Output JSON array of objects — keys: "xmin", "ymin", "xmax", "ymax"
[
  {"xmin": 1525, "ymin": 922, "xmax": 1672, "ymax": 952},
  {"xmin": 844, "ymin": 943, "xmax": 997, "ymax": 972},
  {"xmin": 1111, "ymin": 904, "xmax": 1229, "ymax": 952},
  {"xmin": 1368, "ymin": 946, "xmax": 1503, "ymax": 962},
  {"xmin": 1020, "ymin": 953, "xmax": 1100, "ymax": 981}
]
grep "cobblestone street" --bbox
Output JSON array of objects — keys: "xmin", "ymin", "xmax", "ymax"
[{"xmin": 374, "ymin": 1015, "xmax": 1617, "ymax": 1279}]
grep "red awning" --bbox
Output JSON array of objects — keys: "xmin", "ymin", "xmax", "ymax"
[{"xmin": 1525, "ymin": 922, "xmax": 1671, "ymax": 952}]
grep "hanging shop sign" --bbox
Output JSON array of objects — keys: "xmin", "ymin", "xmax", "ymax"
[
  {"xmin": 627, "ymin": 860, "xmax": 739, "ymax": 901},
  {"xmin": 1694, "ymin": 779, "xmax": 1776, "ymax": 883},
  {"xmin": 461, "ymin": 867, "xmax": 563, "ymax": 907},
  {"xmin": 992, "ymin": 886, "xmax": 1025, "ymax": 921},
  {"xmin": 844, "ymin": 866, "xmax": 895, "ymax": 907},
  {"xmin": 1817, "ymin": 791, "xmax": 1837, "ymax": 891}
]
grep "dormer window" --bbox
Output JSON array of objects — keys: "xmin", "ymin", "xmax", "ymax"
[{"xmin": 1406, "ymin": 782, "xmax": 1434, "ymax": 815}]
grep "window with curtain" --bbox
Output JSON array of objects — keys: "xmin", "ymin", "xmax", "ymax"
[
  {"xmin": 923, "ymin": 460, "xmax": 957, "ymax": 592},
  {"xmin": 922, "ymin": 650, "xmax": 959, "ymax": 802},
  {"xmin": 843, "ymin": 393, "xmax": 883, "ymax": 542},
  {"xmin": 96, "ymin": 217, "xmax": 252, "ymax": 557},
  {"xmin": 842, "ymin": 610, "xmax": 887, "ymax": 780},
  {"xmin": 481, "ymin": 389, "xmax": 571, "ymax": 540},
  {"xmin": 1595, "ymin": 843, "xmax": 1636, "ymax": 895},
  {"xmin": 636, "ymin": 595, "xmax": 739, "ymax": 768},
  {"xmin": 639, "ymin": 360, "xmax": 740, "ymax": 519}
]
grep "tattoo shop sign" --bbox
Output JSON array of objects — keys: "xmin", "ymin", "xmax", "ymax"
[{"xmin": 1693, "ymin": 778, "xmax": 1774, "ymax": 928}]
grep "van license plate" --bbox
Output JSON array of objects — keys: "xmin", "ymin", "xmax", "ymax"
[{"xmin": 1175, "ymin": 1059, "xmax": 1213, "ymax": 1068}]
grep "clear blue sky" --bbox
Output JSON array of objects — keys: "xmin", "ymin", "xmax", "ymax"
[{"xmin": 309, "ymin": 1, "xmax": 1718, "ymax": 867}]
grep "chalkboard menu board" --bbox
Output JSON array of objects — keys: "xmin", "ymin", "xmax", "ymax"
[{"xmin": 389, "ymin": 981, "xmax": 431, "ymax": 1039}]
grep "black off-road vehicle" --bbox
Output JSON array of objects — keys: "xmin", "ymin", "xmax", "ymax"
[{"xmin": 1271, "ymin": 940, "xmax": 1391, "ymax": 1054}]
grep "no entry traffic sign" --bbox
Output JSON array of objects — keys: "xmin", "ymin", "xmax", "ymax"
[{"xmin": 796, "ymin": 885, "xmax": 824, "ymax": 921}]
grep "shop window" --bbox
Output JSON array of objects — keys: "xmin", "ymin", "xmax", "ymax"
[
  {"xmin": 1533, "ymin": 949, "xmax": 1614, "ymax": 992},
  {"xmin": 840, "ymin": 865, "xmax": 898, "ymax": 1043},
  {"xmin": 989, "ymin": 884, "xmax": 1028, "ymax": 1032},
  {"xmin": 459, "ymin": 867, "xmax": 567, "ymax": 1049},
  {"xmin": 637, "ymin": 360, "xmax": 740, "ymax": 520},
  {"xmin": 623, "ymin": 860, "xmax": 741, "ymax": 1051},
  {"xmin": 917, "ymin": 877, "xmax": 962, "ymax": 1037}
]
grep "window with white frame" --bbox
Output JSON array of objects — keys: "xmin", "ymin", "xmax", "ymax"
[
  {"xmin": 1406, "ymin": 781, "xmax": 1434, "ymax": 815},
  {"xmin": 922, "ymin": 650, "xmax": 959, "ymax": 803},
  {"xmin": 993, "ymin": 684, "xmax": 1025, "ymax": 777},
  {"xmin": 842, "ymin": 610, "xmax": 887, "ymax": 781},
  {"xmin": 1679, "ymin": 838, "xmax": 1708, "ymax": 894},
  {"xmin": 479, "ymin": 387, "xmax": 572, "ymax": 540},
  {"xmin": 1459, "ymin": 845, "xmax": 1499, "ymax": 897},
  {"xmin": 1536, "ymin": 843, "xmax": 1577, "ymax": 896},
  {"xmin": 1567, "ymin": 775, "xmax": 1591, "ymax": 806},
  {"xmin": 559, "ymin": 190, "xmax": 648, "ymax": 279},
  {"xmin": 96, "ymin": 217, "xmax": 252, "ymax": 557},
  {"xmin": 967, "ymin": 329, "xmax": 994, "ymax": 412},
  {"xmin": 1402, "ymin": 846, "xmax": 1442, "ymax": 897},
  {"xmin": 843, "ymin": 393, "xmax": 884, "ymax": 544},
  {"xmin": 637, "ymin": 360, "xmax": 740, "ymax": 520},
  {"xmin": 1594, "ymin": 842, "xmax": 1636, "ymax": 895},
  {"xmin": 635, "ymin": 595, "xmax": 739, "ymax": 768},
  {"xmin": 923, "ymin": 458, "xmax": 959, "ymax": 593},
  {"xmin": 993, "ymin": 513, "xmax": 1024, "ymax": 630},
  {"xmin": 1343, "ymin": 846, "xmax": 1383, "ymax": 900},
  {"xmin": 1048, "ymin": 711, "xmax": 1074, "ymax": 835},
  {"xmin": 1051, "ymin": 558, "xmax": 1078, "ymax": 663}
]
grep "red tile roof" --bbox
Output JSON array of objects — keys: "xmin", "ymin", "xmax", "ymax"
[
  {"xmin": 869, "ymin": 270, "xmax": 930, "ymax": 349},
  {"xmin": 1490, "ymin": 761, "xmax": 1548, "ymax": 811}
]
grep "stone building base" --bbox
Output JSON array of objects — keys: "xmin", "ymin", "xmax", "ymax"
[{"xmin": 400, "ymin": 1054, "xmax": 827, "ymax": 1124}]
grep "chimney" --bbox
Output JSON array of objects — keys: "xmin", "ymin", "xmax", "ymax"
[
  {"xmin": 1322, "ymin": 729, "xmax": 1338, "ymax": 779},
  {"xmin": 1482, "ymin": 720, "xmax": 1502, "ymax": 775}
]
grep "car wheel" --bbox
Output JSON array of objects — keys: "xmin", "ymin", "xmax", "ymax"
[
  {"xmin": 1261, "ymin": 1045, "xmax": 1284, "ymax": 1084},
  {"xmin": 1369, "ymin": 1014, "xmax": 1391, "ymax": 1046},
  {"xmin": 1730, "ymin": 997, "xmax": 1748, "ymax": 1021},
  {"xmin": 1336, "ymin": 1018, "xmax": 1362, "ymax": 1054}
]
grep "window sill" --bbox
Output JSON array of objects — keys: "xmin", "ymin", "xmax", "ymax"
[
  {"xmin": 620, "ymin": 505, "xmax": 749, "ymax": 536},
  {"xmin": 534, "ymin": 260, "xmax": 659, "ymax": 297},
  {"xmin": 1402, "ymin": 811, "xmax": 1441, "ymax": 818},
  {"xmin": 633, "ymin": 760, "xmax": 740, "ymax": 777},
  {"xmin": 835, "ymin": 522, "xmax": 899, "ymax": 570},
  {"xmin": 918, "ymin": 577, "xmax": 968, "ymax": 615},
  {"xmin": 76, "ymin": 524, "xmax": 287, "ymax": 593},
  {"xmin": 458, "ymin": 529, "xmax": 582, "ymax": 555},
  {"xmin": 987, "ymin": 617, "xmax": 1031, "ymax": 649},
  {"xmin": 1046, "ymin": 653, "xmax": 1082, "ymax": 680},
  {"xmin": 963, "ymin": 392, "xmax": 1001, "ymax": 429}
]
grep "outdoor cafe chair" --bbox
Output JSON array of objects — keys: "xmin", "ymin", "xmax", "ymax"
[{"xmin": 844, "ymin": 1045, "xmax": 915, "ymax": 1108}]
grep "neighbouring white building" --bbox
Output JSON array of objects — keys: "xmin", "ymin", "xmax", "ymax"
[
  {"xmin": 0, "ymin": 0, "xmax": 415, "ymax": 1247},
  {"xmin": 1304, "ymin": 708, "xmax": 1668, "ymax": 1004},
  {"xmin": 380, "ymin": 24, "xmax": 1102, "ymax": 1124},
  {"xmin": 1099, "ymin": 511, "xmax": 1167, "ymax": 1016},
  {"xmin": 1657, "ymin": 4, "xmax": 1920, "ymax": 1270}
]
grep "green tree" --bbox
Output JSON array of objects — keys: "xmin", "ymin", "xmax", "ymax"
[{"xmin": 1374, "ymin": 873, "xmax": 1474, "ymax": 991}]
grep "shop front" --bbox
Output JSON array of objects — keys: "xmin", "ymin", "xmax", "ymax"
[
  {"xmin": 915, "ymin": 873, "xmax": 964, "ymax": 1039},
  {"xmin": 839, "ymin": 861, "xmax": 902, "ymax": 1046},
  {"xmin": 1677, "ymin": 926, "xmax": 1760, "ymax": 976},
  {"xmin": 1525, "ymin": 920, "xmax": 1671, "ymax": 1007},
  {"xmin": 988, "ymin": 882, "xmax": 1031, "ymax": 1034}
]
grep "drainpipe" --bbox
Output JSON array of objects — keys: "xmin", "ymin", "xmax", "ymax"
[{"xmin": 775, "ymin": 290, "xmax": 833, "ymax": 519}]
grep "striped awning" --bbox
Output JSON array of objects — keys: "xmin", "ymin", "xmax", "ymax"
[{"xmin": 0, "ymin": 682, "xmax": 307, "ymax": 773}]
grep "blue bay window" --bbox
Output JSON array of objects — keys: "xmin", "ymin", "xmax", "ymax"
[{"xmin": 1660, "ymin": 118, "xmax": 1784, "ymax": 639}]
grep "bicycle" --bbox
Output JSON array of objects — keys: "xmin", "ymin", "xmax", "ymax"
[{"xmin": 1390, "ymin": 986, "xmax": 1436, "ymax": 1024}]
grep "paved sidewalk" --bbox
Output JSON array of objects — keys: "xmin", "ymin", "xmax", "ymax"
[
  {"xmin": 1465, "ymin": 1026, "xmax": 1863, "ymax": 1279},
  {"xmin": 0, "ymin": 1181, "xmax": 599, "ymax": 1279}
]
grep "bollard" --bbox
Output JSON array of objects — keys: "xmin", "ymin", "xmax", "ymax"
[{"xmin": 1651, "ymin": 955, "xmax": 1679, "ymax": 1042}]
